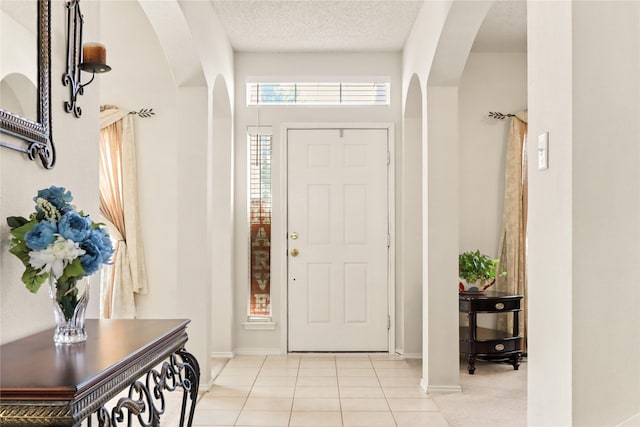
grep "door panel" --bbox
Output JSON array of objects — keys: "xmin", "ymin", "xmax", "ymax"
[{"xmin": 288, "ymin": 128, "xmax": 389, "ymax": 351}]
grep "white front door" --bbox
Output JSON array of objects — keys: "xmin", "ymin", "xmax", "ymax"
[{"xmin": 287, "ymin": 128, "xmax": 389, "ymax": 351}]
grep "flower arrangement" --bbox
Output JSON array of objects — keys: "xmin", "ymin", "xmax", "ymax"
[{"xmin": 6, "ymin": 186, "xmax": 114, "ymax": 320}]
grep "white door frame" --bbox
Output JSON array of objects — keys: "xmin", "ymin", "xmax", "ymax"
[{"xmin": 279, "ymin": 122, "xmax": 396, "ymax": 354}]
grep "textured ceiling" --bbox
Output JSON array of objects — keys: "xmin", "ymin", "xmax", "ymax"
[
  {"xmin": 210, "ymin": 0, "xmax": 425, "ymax": 52},
  {"xmin": 209, "ymin": 0, "xmax": 527, "ymax": 53}
]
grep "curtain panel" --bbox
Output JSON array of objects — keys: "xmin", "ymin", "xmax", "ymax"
[
  {"xmin": 99, "ymin": 106, "xmax": 148, "ymax": 318},
  {"xmin": 496, "ymin": 111, "xmax": 528, "ymax": 351}
]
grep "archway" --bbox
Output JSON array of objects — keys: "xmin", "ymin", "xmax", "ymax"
[
  {"xmin": 210, "ymin": 75, "xmax": 234, "ymax": 356},
  {"xmin": 398, "ymin": 74, "xmax": 423, "ymax": 356}
]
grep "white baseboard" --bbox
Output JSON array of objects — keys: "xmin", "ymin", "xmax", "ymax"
[
  {"xmin": 616, "ymin": 412, "xmax": 640, "ymax": 427},
  {"xmin": 420, "ymin": 378, "xmax": 462, "ymax": 394},
  {"xmin": 211, "ymin": 352, "xmax": 235, "ymax": 358},
  {"xmin": 234, "ymin": 348, "xmax": 283, "ymax": 356},
  {"xmin": 397, "ymin": 352, "xmax": 422, "ymax": 359},
  {"xmin": 199, "ymin": 375, "xmax": 214, "ymax": 392}
]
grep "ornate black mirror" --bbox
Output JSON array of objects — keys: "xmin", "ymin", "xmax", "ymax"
[{"xmin": 0, "ymin": 0, "xmax": 55, "ymax": 169}]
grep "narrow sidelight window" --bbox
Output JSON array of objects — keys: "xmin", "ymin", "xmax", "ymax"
[{"xmin": 248, "ymin": 130, "xmax": 272, "ymax": 319}]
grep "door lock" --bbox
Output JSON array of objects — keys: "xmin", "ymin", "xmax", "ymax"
[{"xmin": 290, "ymin": 231, "xmax": 298, "ymax": 240}]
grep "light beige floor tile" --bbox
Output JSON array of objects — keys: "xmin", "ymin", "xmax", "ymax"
[
  {"xmin": 393, "ymin": 411, "xmax": 450, "ymax": 427},
  {"xmin": 299, "ymin": 354, "xmax": 336, "ymax": 359},
  {"xmin": 262, "ymin": 359, "xmax": 301, "ymax": 369},
  {"xmin": 295, "ymin": 386, "xmax": 340, "ymax": 398},
  {"xmin": 298, "ymin": 368, "xmax": 337, "ymax": 377},
  {"xmin": 243, "ymin": 397, "xmax": 293, "ymax": 411},
  {"xmin": 249, "ymin": 386, "xmax": 296, "ymax": 398},
  {"xmin": 266, "ymin": 355, "xmax": 301, "ymax": 361},
  {"xmin": 289, "ymin": 410, "xmax": 342, "ymax": 426},
  {"xmin": 387, "ymin": 398, "xmax": 439, "ymax": 412},
  {"xmin": 297, "ymin": 376, "xmax": 339, "ymax": 387},
  {"xmin": 191, "ymin": 409, "xmax": 239, "ymax": 426},
  {"xmin": 339, "ymin": 386, "xmax": 385, "ymax": 398},
  {"xmin": 259, "ymin": 367, "xmax": 299, "ymax": 377},
  {"xmin": 378, "ymin": 376, "xmax": 420, "ymax": 387},
  {"xmin": 335, "ymin": 359, "xmax": 373, "ymax": 368},
  {"xmin": 337, "ymin": 368, "xmax": 376, "ymax": 377},
  {"xmin": 207, "ymin": 385, "xmax": 252, "ymax": 398},
  {"xmin": 254, "ymin": 376, "xmax": 298, "ymax": 387},
  {"xmin": 382, "ymin": 387, "xmax": 428, "ymax": 399},
  {"xmin": 340, "ymin": 398, "xmax": 389, "ymax": 411},
  {"xmin": 338, "ymin": 376, "xmax": 380, "ymax": 387},
  {"xmin": 293, "ymin": 398, "xmax": 341, "ymax": 411},
  {"xmin": 226, "ymin": 357, "xmax": 265, "ymax": 368},
  {"xmin": 196, "ymin": 396, "xmax": 246, "ymax": 411},
  {"xmin": 219, "ymin": 367, "xmax": 261, "ymax": 376},
  {"xmin": 372, "ymin": 359, "xmax": 411, "ymax": 367},
  {"xmin": 235, "ymin": 410, "xmax": 291, "ymax": 426},
  {"xmin": 299, "ymin": 359, "xmax": 337, "ymax": 368},
  {"xmin": 374, "ymin": 368, "xmax": 417, "ymax": 377},
  {"xmin": 213, "ymin": 375, "xmax": 257, "ymax": 386},
  {"xmin": 342, "ymin": 411, "xmax": 396, "ymax": 427}
]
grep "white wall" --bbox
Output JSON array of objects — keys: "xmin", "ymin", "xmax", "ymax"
[
  {"xmin": 403, "ymin": 0, "xmax": 493, "ymax": 393},
  {"xmin": 233, "ymin": 52, "xmax": 402, "ymax": 353},
  {"xmin": 99, "ymin": 0, "xmax": 235, "ymax": 388},
  {"xmin": 1, "ymin": 0, "xmax": 102, "ymax": 344},
  {"xmin": 528, "ymin": 1, "xmax": 640, "ymax": 425},
  {"xmin": 458, "ymin": 52, "xmax": 527, "ymax": 257},
  {"xmin": 100, "ymin": 0, "xmax": 181, "ymax": 321}
]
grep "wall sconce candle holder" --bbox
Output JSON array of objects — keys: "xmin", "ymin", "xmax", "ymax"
[{"xmin": 62, "ymin": 0, "xmax": 110, "ymax": 118}]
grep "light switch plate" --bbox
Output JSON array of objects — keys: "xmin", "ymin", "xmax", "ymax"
[{"xmin": 538, "ymin": 132, "xmax": 549, "ymax": 170}]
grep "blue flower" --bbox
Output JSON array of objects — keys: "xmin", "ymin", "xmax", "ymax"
[
  {"xmin": 79, "ymin": 240, "xmax": 102, "ymax": 275},
  {"xmin": 89, "ymin": 227, "xmax": 114, "ymax": 264},
  {"xmin": 34, "ymin": 186, "xmax": 73, "ymax": 213},
  {"xmin": 24, "ymin": 221, "xmax": 57, "ymax": 250},
  {"xmin": 58, "ymin": 211, "xmax": 92, "ymax": 242}
]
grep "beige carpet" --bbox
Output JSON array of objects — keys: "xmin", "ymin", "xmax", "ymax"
[{"xmin": 429, "ymin": 358, "xmax": 527, "ymax": 427}]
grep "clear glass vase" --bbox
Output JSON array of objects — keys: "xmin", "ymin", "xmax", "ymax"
[{"xmin": 48, "ymin": 276, "xmax": 90, "ymax": 344}]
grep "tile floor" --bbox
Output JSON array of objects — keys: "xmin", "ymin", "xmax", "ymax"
[{"xmin": 191, "ymin": 354, "xmax": 449, "ymax": 427}]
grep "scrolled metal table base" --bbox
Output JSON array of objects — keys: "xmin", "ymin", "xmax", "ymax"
[{"xmin": 86, "ymin": 349, "xmax": 200, "ymax": 427}]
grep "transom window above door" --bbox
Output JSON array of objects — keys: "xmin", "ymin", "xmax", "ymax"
[{"xmin": 246, "ymin": 81, "xmax": 390, "ymax": 106}]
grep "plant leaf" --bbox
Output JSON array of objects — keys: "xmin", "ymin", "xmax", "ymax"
[
  {"xmin": 6, "ymin": 216, "xmax": 28, "ymax": 229},
  {"xmin": 9, "ymin": 220, "xmax": 37, "ymax": 241},
  {"xmin": 9, "ymin": 242, "xmax": 31, "ymax": 267},
  {"xmin": 58, "ymin": 258, "xmax": 86, "ymax": 282},
  {"xmin": 22, "ymin": 269, "xmax": 48, "ymax": 293}
]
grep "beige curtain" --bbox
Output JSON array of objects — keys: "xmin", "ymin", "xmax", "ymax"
[
  {"xmin": 496, "ymin": 111, "xmax": 528, "ymax": 351},
  {"xmin": 99, "ymin": 106, "xmax": 148, "ymax": 319}
]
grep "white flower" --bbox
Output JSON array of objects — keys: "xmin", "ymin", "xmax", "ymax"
[{"xmin": 28, "ymin": 236, "xmax": 85, "ymax": 279}]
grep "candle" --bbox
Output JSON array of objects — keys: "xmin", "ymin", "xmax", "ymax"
[{"xmin": 82, "ymin": 42, "xmax": 107, "ymax": 65}]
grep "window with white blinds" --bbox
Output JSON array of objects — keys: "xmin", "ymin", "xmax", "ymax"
[
  {"xmin": 248, "ymin": 131, "xmax": 272, "ymax": 319},
  {"xmin": 247, "ymin": 82, "xmax": 390, "ymax": 106}
]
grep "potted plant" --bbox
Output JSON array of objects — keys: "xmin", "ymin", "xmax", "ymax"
[{"xmin": 458, "ymin": 250, "xmax": 504, "ymax": 292}]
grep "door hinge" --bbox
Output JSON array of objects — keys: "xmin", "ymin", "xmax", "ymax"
[
  {"xmin": 387, "ymin": 151, "xmax": 391, "ymax": 165},
  {"xmin": 387, "ymin": 233, "xmax": 391, "ymax": 248},
  {"xmin": 387, "ymin": 315, "xmax": 391, "ymax": 330}
]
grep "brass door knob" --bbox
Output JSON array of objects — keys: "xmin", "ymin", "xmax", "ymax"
[{"xmin": 290, "ymin": 248, "xmax": 299, "ymax": 257}]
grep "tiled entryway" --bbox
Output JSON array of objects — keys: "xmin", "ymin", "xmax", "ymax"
[{"xmin": 193, "ymin": 354, "xmax": 448, "ymax": 427}]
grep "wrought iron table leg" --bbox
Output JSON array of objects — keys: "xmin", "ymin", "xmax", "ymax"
[{"xmin": 467, "ymin": 355, "xmax": 476, "ymax": 375}]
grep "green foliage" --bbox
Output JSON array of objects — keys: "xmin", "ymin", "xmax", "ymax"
[
  {"xmin": 54, "ymin": 276, "xmax": 79, "ymax": 320},
  {"xmin": 459, "ymin": 250, "xmax": 504, "ymax": 285},
  {"xmin": 6, "ymin": 216, "xmax": 28, "ymax": 229}
]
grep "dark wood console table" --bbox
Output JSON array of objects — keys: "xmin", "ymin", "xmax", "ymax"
[
  {"xmin": 0, "ymin": 319, "xmax": 200, "ymax": 426},
  {"xmin": 459, "ymin": 291, "xmax": 522, "ymax": 374}
]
